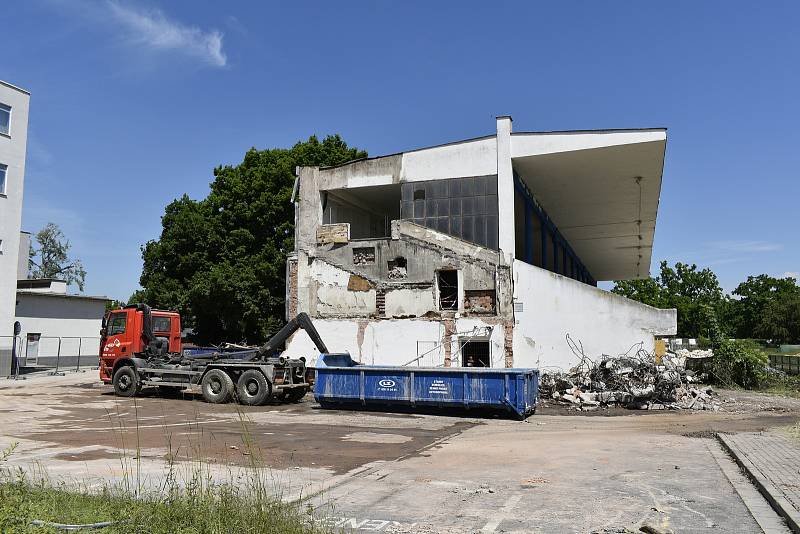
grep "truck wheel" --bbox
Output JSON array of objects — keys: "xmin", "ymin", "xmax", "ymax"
[
  {"xmin": 236, "ymin": 370, "xmax": 272, "ymax": 406},
  {"xmin": 285, "ymin": 387, "xmax": 307, "ymax": 403},
  {"xmin": 113, "ymin": 366, "xmax": 141, "ymax": 397},
  {"xmin": 201, "ymin": 369, "xmax": 234, "ymax": 404}
]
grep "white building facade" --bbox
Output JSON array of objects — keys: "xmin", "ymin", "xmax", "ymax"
[
  {"xmin": 0, "ymin": 80, "xmax": 108, "ymax": 376},
  {"xmin": 0, "ymin": 81, "xmax": 29, "ymax": 340},
  {"xmin": 284, "ymin": 117, "xmax": 677, "ymax": 370}
]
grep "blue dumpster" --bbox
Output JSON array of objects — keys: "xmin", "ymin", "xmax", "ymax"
[{"xmin": 314, "ymin": 353, "xmax": 538, "ymax": 419}]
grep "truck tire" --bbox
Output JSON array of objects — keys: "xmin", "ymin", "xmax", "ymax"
[
  {"xmin": 113, "ymin": 366, "xmax": 141, "ymax": 397},
  {"xmin": 236, "ymin": 369, "xmax": 272, "ymax": 406},
  {"xmin": 201, "ymin": 369, "xmax": 234, "ymax": 404}
]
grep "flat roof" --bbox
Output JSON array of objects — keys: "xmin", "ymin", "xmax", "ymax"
[
  {"xmin": 0, "ymin": 80, "xmax": 30, "ymax": 95},
  {"xmin": 511, "ymin": 130, "xmax": 667, "ymax": 280},
  {"xmin": 17, "ymin": 289, "xmax": 110, "ymax": 302}
]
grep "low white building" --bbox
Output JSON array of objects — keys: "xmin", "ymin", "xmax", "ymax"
[
  {"xmin": 284, "ymin": 116, "xmax": 677, "ymax": 370},
  {"xmin": 15, "ymin": 279, "xmax": 108, "ymax": 369}
]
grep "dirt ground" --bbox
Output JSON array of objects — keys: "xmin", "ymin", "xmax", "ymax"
[{"xmin": 1, "ymin": 372, "xmax": 799, "ymax": 533}]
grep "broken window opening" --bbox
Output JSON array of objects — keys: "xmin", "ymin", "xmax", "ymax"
[
  {"xmin": 322, "ymin": 185, "xmax": 400, "ymax": 239},
  {"xmin": 413, "ymin": 189, "xmax": 425, "ymax": 201},
  {"xmin": 353, "ymin": 247, "xmax": 375, "ymax": 265},
  {"xmin": 388, "ymin": 257, "xmax": 407, "ymax": 280},
  {"xmin": 437, "ymin": 270, "xmax": 459, "ymax": 311},
  {"xmin": 461, "ymin": 339, "xmax": 490, "ymax": 367},
  {"xmin": 464, "ymin": 289, "xmax": 496, "ymax": 314}
]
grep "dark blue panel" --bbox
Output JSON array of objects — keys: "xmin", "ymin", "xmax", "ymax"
[
  {"xmin": 401, "ymin": 201, "xmax": 413, "ymax": 219},
  {"xmin": 414, "ymin": 199, "xmax": 425, "ymax": 219},
  {"xmin": 425, "ymin": 199, "xmax": 437, "ymax": 218},
  {"xmin": 450, "ymin": 198, "xmax": 461, "ymax": 216},
  {"xmin": 437, "ymin": 198, "xmax": 449, "ymax": 216}
]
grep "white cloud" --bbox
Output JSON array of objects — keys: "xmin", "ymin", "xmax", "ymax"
[
  {"xmin": 710, "ymin": 240, "xmax": 783, "ymax": 253},
  {"xmin": 106, "ymin": 1, "xmax": 227, "ymax": 67},
  {"xmin": 784, "ymin": 271, "xmax": 799, "ymax": 279}
]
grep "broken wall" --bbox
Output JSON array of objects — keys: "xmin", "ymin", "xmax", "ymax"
[
  {"xmin": 282, "ymin": 317, "xmax": 509, "ymax": 368},
  {"xmin": 511, "ymin": 260, "xmax": 677, "ymax": 370}
]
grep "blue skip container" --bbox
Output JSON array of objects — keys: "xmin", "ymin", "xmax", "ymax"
[{"xmin": 314, "ymin": 353, "xmax": 538, "ymax": 419}]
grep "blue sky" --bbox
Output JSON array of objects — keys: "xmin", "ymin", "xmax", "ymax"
[{"xmin": 3, "ymin": 1, "xmax": 799, "ymax": 300}]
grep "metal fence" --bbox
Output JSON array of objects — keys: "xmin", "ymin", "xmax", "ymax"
[
  {"xmin": 769, "ymin": 354, "xmax": 800, "ymax": 375},
  {"xmin": 0, "ymin": 335, "xmax": 100, "ymax": 377}
]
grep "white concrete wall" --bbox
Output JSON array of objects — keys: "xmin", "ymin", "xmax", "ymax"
[
  {"xmin": 17, "ymin": 232, "xmax": 30, "ymax": 279},
  {"xmin": 511, "ymin": 260, "xmax": 676, "ymax": 371},
  {"xmin": 14, "ymin": 293, "xmax": 107, "ymax": 362},
  {"xmin": 309, "ymin": 260, "xmax": 377, "ymax": 316},
  {"xmin": 284, "ymin": 316, "xmax": 506, "ymax": 368},
  {"xmin": 284, "ymin": 319, "xmax": 444, "ymax": 367},
  {"xmin": 400, "ymin": 137, "xmax": 497, "ymax": 182},
  {"xmin": 0, "ymin": 82, "xmax": 29, "ymax": 338}
]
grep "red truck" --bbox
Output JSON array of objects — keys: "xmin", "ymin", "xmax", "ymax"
[{"xmin": 100, "ymin": 304, "xmax": 328, "ymax": 405}]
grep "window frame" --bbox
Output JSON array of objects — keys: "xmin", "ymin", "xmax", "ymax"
[
  {"xmin": 107, "ymin": 313, "xmax": 127, "ymax": 336},
  {"xmin": 152, "ymin": 316, "xmax": 172, "ymax": 333},
  {"xmin": 0, "ymin": 103, "xmax": 10, "ymax": 137},
  {"xmin": 0, "ymin": 163, "xmax": 7, "ymax": 195}
]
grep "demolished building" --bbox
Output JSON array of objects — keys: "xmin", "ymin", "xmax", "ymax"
[{"xmin": 283, "ymin": 117, "xmax": 677, "ymax": 369}]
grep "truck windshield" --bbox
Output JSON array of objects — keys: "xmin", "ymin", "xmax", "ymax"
[{"xmin": 107, "ymin": 313, "xmax": 126, "ymax": 335}]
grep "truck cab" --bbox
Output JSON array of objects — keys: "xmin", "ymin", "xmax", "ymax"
[{"xmin": 99, "ymin": 306, "xmax": 182, "ymax": 383}]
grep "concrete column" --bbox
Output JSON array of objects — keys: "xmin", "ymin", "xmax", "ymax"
[
  {"xmin": 496, "ymin": 116, "xmax": 515, "ymax": 266},
  {"xmin": 295, "ymin": 166, "xmax": 322, "ymax": 252}
]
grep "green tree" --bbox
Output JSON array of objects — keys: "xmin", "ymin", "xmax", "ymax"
[
  {"xmin": 755, "ymin": 294, "xmax": 800, "ymax": 344},
  {"xmin": 132, "ymin": 135, "xmax": 367, "ymax": 345},
  {"xmin": 727, "ymin": 274, "xmax": 800, "ymax": 339},
  {"xmin": 612, "ymin": 260, "xmax": 726, "ymax": 338},
  {"xmin": 29, "ymin": 222, "xmax": 87, "ymax": 291}
]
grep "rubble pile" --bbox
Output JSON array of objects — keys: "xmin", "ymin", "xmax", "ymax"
[{"xmin": 540, "ymin": 337, "xmax": 720, "ymax": 411}]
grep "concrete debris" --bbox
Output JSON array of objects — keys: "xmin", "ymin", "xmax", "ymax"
[{"xmin": 541, "ymin": 339, "xmax": 719, "ymax": 411}]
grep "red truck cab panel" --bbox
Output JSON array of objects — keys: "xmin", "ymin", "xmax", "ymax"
[{"xmin": 99, "ymin": 308, "xmax": 182, "ymax": 383}]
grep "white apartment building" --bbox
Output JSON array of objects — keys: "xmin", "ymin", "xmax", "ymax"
[
  {"xmin": 0, "ymin": 80, "xmax": 107, "ymax": 376},
  {"xmin": 0, "ymin": 80, "xmax": 30, "ymax": 346}
]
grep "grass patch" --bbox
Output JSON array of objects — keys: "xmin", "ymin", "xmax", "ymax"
[
  {"xmin": 0, "ymin": 396, "xmax": 333, "ymax": 534},
  {"xmin": 0, "ymin": 476, "xmax": 327, "ymax": 533}
]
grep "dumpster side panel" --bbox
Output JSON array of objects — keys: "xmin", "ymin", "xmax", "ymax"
[
  {"xmin": 414, "ymin": 373, "xmax": 465, "ymax": 405},
  {"xmin": 363, "ymin": 370, "xmax": 412, "ymax": 402},
  {"xmin": 316, "ymin": 368, "xmax": 361, "ymax": 401},
  {"xmin": 314, "ymin": 363, "xmax": 539, "ymax": 418}
]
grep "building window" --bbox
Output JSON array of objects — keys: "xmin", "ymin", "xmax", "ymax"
[
  {"xmin": 461, "ymin": 339, "xmax": 491, "ymax": 367},
  {"xmin": 0, "ymin": 103, "xmax": 9, "ymax": 135},
  {"xmin": 0, "ymin": 164, "xmax": 6, "ymax": 195},
  {"xmin": 0, "ymin": 239, "xmax": 3, "ymax": 254},
  {"xmin": 437, "ymin": 270, "xmax": 459, "ymax": 311}
]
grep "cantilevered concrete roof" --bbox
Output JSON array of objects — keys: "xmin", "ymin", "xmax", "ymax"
[{"xmin": 512, "ymin": 129, "xmax": 667, "ymax": 281}]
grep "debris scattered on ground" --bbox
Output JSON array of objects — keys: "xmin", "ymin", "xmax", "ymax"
[{"xmin": 541, "ymin": 336, "xmax": 721, "ymax": 411}]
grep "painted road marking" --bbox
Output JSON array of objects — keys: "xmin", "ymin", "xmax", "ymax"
[
  {"xmin": 323, "ymin": 517, "xmax": 417, "ymax": 531},
  {"xmin": 481, "ymin": 494, "xmax": 523, "ymax": 533}
]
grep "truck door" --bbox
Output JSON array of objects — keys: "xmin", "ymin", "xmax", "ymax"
[{"xmin": 102, "ymin": 311, "xmax": 131, "ymax": 360}]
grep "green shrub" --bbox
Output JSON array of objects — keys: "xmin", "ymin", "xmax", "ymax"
[{"xmin": 710, "ymin": 339, "xmax": 769, "ymax": 388}]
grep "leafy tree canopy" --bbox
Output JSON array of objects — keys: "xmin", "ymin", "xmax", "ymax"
[
  {"xmin": 727, "ymin": 274, "xmax": 800, "ymax": 339},
  {"xmin": 614, "ymin": 263, "xmax": 800, "ymax": 343},
  {"xmin": 29, "ymin": 222, "xmax": 87, "ymax": 291},
  {"xmin": 613, "ymin": 261, "xmax": 725, "ymax": 338},
  {"xmin": 131, "ymin": 135, "xmax": 367, "ymax": 345}
]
